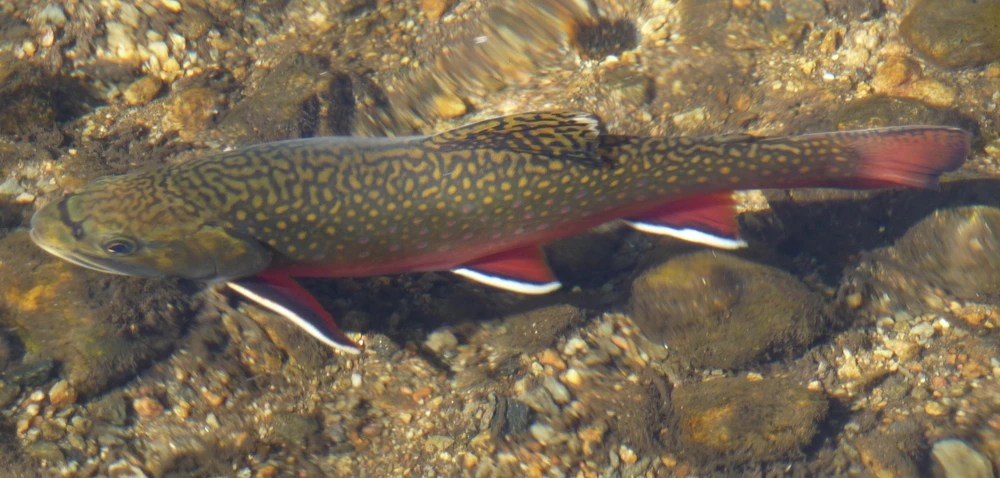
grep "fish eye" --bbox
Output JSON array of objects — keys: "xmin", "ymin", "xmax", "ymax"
[{"xmin": 103, "ymin": 239, "xmax": 137, "ymax": 255}]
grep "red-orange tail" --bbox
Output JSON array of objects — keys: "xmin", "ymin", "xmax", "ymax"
[{"xmin": 830, "ymin": 126, "xmax": 970, "ymax": 189}]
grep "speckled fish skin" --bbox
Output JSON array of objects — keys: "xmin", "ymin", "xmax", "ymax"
[{"xmin": 28, "ymin": 112, "xmax": 971, "ymax": 352}]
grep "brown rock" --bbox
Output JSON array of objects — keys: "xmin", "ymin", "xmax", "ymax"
[
  {"xmin": 673, "ymin": 377, "xmax": 828, "ymax": 465},
  {"xmin": 123, "ymin": 76, "xmax": 162, "ymax": 106},
  {"xmin": 133, "ymin": 396, "xmax": 164, "ymax": 418},
  {"xmin": 631, "ymin": 251, "xmax": 826, "ymax": 369},
  {"xmin": 48, "ymin": 380, "xmax": 77, "ymax": 407},
  {"xmin": 421, "ymin": 0, "xmax": 453, "ymax": 21}
]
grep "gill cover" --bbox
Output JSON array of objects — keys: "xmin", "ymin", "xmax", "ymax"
[{"xmin": 187, "ymin": 225, "xmax": 272, "ymax": 281}]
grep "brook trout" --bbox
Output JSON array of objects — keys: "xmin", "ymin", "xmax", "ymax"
[{"xmin": 29, "ymin": 112, "xmax": 970, "ymax": 353}]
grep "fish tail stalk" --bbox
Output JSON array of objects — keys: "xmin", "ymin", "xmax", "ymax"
[
  {"xmin": 603, "ymin": 125, "xmax": 970, "ymax": 250},
  {"xmin": 815, "ymin": 126, "xmax": 970, "ymax": 189},
  {"xmin": 657, "ymin": 126, "xmax": 970, "ymax": 193}
]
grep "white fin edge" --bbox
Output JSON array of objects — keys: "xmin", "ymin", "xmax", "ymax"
[
  {"xmin": 226, "ymin": 282, "xmax": 362, "ymax": 354},
  {"xmin": 625, "ymin": 221, "xmax": 748, "ymax": 250},
  {"xmin": 452, "ymin": 268, "xmax": 562, "ymax": 295},
  {"xmin": 571, "ymin": 113, "xmax": 601, "ymax": 134}
]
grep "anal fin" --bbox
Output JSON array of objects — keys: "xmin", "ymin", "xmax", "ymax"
[
  {"xmin": 226, "ymin": 273, "xmax": 361, "ymax": 354},
  {"xmin": 452, "ymin": 246, "xmax": 561, "ymax": 294},
  {"xmin": 625, "ymin": 193, "xmax": 747, "ymax": 250}
]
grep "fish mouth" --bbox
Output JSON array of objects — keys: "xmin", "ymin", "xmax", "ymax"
[{"xmin": 29, "ymin": 228, "xmax": 145, "ymax": 277}]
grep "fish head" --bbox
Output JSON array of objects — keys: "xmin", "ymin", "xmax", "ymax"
[{"xmin": 29, "ymin": 175, "xmax": 272, "ymax": 282}]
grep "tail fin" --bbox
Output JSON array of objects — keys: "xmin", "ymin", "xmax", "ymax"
[{"xmin": 836, "ymin": 126, "xmax": 970, "ymax": 189}]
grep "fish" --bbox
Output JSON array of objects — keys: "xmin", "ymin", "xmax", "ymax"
[{"xmin": 28, "ymin": 112, "xmax": 971, "ymax": 353}]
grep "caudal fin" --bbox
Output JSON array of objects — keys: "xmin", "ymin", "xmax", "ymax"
[{"xmin": 835, "ymin": 126, "xmax": 970, "ymax": 189}]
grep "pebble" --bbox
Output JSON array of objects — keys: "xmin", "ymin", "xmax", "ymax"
[
  {"xmin": 351, "ymin": 373, "xmax": 363, "ymax": 388},
  {"xmin": 529, "ymin": 423, "xmax": 556, "ymax": 446},
  {"xmin": 29, "ymin": 390, "xmax": 46, "ymax": 402},
  {"xmin": 541, "ymin": 376, "xmax": 571, "ymax": 404},
  {"xmin": 201, "ymin": 389, "xmax": 226, "ymax": 407},
  {"xmin": 563, "ymin": 338, "xmax": 588, "ymax": 356},
  {"xmin": 425, "ymin": 330, "xmax": 458, "ymax": 353},
  {"xmin": 925, "ymin": 401, "xmax": 949, "ymax": 416},
  {"xmin": 36, "ymin": 5, "xmax": 67, "ymax": 28},
  {"xmin": 124, "ymin": 76, "xmax": 163, "ymax": 106},
  {"xmin": 837, "ymin": 350, "xmax": 862, "ymax": 381},
  {"xmin": 537, "ymin": 349, "xmax": 566, "ymax": 370},
  {"xmin": 910, "ymin": 322, "xmax": 936, "ymax": 343},
  {"xmin": 48, "ymin": 380, "xmax": 76, "ymax": 407},
  {"xmin": 160, "ymin": 0, "xmax": 182, "ymax": 12},
  {"xmin": 618, "ymin": 445, "xmax": 638, "ymax": 465},
  {"xmin": 931, "ymin": 439, "xmax": 993, "ymax": 478},
  {"xmin": 421, "ymin": 0, "xmax": 454, "ymax": 21},
  {"xmin": 133, "ymin": 397, "xmax": 164, "ymax": 418},
  {"xmin": 561, "ymin": 368, "xmax": 583, "ymax": 387},
  {"xmin": 845, "ymin": 292, "xmax": 864, "ymax": 310},
  {"xmin": 105, "ymin": 22, "xmax": 137, "ymax": 61}
]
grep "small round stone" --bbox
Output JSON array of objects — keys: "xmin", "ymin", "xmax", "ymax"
[{"xmin": 133, "ymin": 396, "xmax": 164, "ymax": 418}]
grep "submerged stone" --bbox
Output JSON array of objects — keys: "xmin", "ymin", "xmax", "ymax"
[
  {"xmin": 672, "ymin": 377, "xmax": 828, "ymax": 465},
  {"xmin": 901, "ymin": 0, "xmax": 1000, "ymax": 69},
  {"xmin": 630, "ymin": 251, "xmax": 826, "ymax": 369},
  {"xmin": 932, "ymin": 439, "xmax": 994, "ymax": 478},
  {"xmin": 894, "ymin": 206, "xmax": 1000, "ymax": 301},
  {"xmin": 853, "ymin": 421, "xmax": 923, "ymax": 477},
  {"xmin": 0, "ymin": 230, "xmax": 192, "ymax": 396}
]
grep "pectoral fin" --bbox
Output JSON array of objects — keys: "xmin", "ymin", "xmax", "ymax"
[{"xmin": 226, "ymin": 273, "xmax": 361, "ymax": 354}]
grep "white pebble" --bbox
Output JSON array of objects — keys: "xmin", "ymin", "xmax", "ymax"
[
  {"xmin": 351, "ymin": 373, "xmax": 363, "ymax": 388},
  {"xmin": 529, "ymin": 423, "xmax": 556, "ymax": 446},
  {"xmin": 425, "ymin": 330, "xmax": 458, "ymax": 353},
  {"xmin": 562, "ymin": 338, "xmax": 588, "ymax": 356}
]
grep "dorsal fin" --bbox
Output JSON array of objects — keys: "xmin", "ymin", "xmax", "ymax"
[{"xmin": 424, "ymin": 112, "xmax": 604, "ymax": 163}]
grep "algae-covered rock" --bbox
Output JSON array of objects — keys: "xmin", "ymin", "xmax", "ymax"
[
  {"xmin": 901, "ymin": 0, "xmax": 1000, "ymax": 70},
  {"xmin": 630, "ymin": 251, "xmax": 826, "ymax": 369},
  {"xmin": 671, "ymin": 377, "xmax": 828, "ymax": 465},
  {"xmin": 894, "ymin": 206, "xmax": 1000, "ymax": 301},
  {"xmin": 0, "ymin": 230, "xmax": 192, "ymax": 396},
  {"xmin": 852, "ymin": 421, "xmax": 923, "ymax": 477}
]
